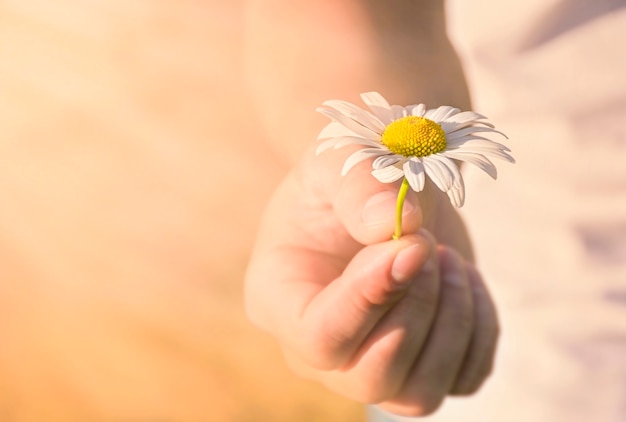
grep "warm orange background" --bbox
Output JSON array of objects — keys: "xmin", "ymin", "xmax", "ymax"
[{"xmin": 0, "ymin": 1, "xmax": 362, "ymax": 421}]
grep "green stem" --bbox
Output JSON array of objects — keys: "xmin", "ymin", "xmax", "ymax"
[{"xmin": 393, "ymin": 178, "xmax": 410, "ymax": 240}]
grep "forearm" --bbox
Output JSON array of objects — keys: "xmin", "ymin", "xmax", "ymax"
[{"xmin": 243, "ymin": 0, "xmax": 471, "ymax": 163}]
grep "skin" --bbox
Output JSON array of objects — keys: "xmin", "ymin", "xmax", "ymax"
[
  {"xmin": 0, "ymin": 0, "xmax": 497, "ymax": 419},
  {"xmin": 244, "ymin": 0, "xmax": 500, "ymax": 416}
]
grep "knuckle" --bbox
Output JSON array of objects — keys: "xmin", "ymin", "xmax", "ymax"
[
  {"xmin": 493, "ymin": 319, "xmax": 502, "ymax": 341},
  {"xmin": 454, "ymin": 355, "xmax": 496, "ymax": 396},
  {"xmin": 296, "ymin": 326, "xmax": 350, "ymax": 370},
  {"xmin": 448, "ymin": 304, "xmax": 474, "ymax": 335},
  {"xmin": 454, "ymin": 375, "xmax": 485, "ymax": 396},
  {"xmin": 360, "ymin": 278, "xmax": 407, "ymax": 307},
  {"xmin": 452, "ymin": 374, "xmax": 483, "ymax": 395},
  {"xmin": 352, "ymin": 382, "xmax": 396, "ymax": 404},
  {"xmin": 418, "ymin": 398, "xmax": 445, "ymax": 417},
  {"xmin": 404, "ymin": 285, "xmax": 438, "ymax": 316},
  {"xmin": 477, "ymin": 356, "xmax": 496, "ymax": 384},
  {"xmin": 379, "ymin": 386, "xmax": 447, "ymax": 417},
  {"xmin": 396, "ymin": 395, "xmax": 445, "ymax": 417},
  {"xmin": 442, "ymin": 288, "xmax": 475, "ymax": 332},
  {"xmin": 418, "ymin": 390, "xmax": 446, "ymax": 415},
  {"xmin": 299, "ymin": 342, "xmax": 340, "ymax": 371},
  {"xmin": 452, "ymin": 383, "xmax": 477, "ymax": 396}
]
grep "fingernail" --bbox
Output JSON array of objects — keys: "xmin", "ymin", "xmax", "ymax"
[
  {"xmin": 362, "ymin": 191, "xmax": 415, "ymax": 227},
  {"xmin": 391, "ymin": 244, "xmax": 423, "ymax": 284}
]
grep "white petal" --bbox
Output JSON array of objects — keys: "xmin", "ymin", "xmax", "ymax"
[
  {"xmin": 422, "ymin": 156, "xmax": 454, "ymax": 192},
  {"xmin": 316, "ymin": 138, "xmax": 339, "ymax": 155},
  {"xmin": 424, "ymin": 106, "xmax": 459, "ymax": 122},
  {"xmin": 425, "ymin": 106, "xmax": 460, "ymax": 123},
  {"xmin": 371, "ymin": 165, "xmax": 405, "ymax": 183},
  {"xmin": 446, "ymin": 125, "xmax": 507, "ymax": 141},
  {"xmin": 403, "ymin": 159, "xmax": 426, "ymax": 192},
  {"xmin": 447, "ymin": 137, "xmax": 511, "ymax": 151},
  {"xmin": 360, "ymin": 92, "xmax": 394, "ymax": 124},
  {"xmin": 447, "ymin": 175, "xmax": 466, "ymax": 207},
  {"xmin": 449, "ymin": 139, "xmax": 514, "ymax": 160},
  {"xmin": 440, "ymin": 119, "xmax": 495, "ymax": 133},
  {"xmin": 317, "ymin": 106, "xmax": 381, "ymax": 139},
  {"xmin": 317, "ymin": 122, "xmax": 360, "ymax": 140},
  {"xmin": 447, "ymin": 190, "xmax": 461, "ymax": 208},
  {"xmin": 341, "ymin": 148, "xmax": 387, "ymax": 176},
  {"xmin": 390, "ymin": 105, "xmax": 407, "ymax": 120},
  {"xmin": 442, "ymin": 150, "xmax": 498, "ymax": 179},
  {"xmin": 492, "ymin": 150, "xmax": 515, "ymax": 163},
  {"xmin": 432, "ymin": 155, "xmax": 465, "ymax": 207},
  {"xmin": 408, "ymin": 103, "xmax": 426, "ymax": 117},
  {"xmin": 422, "ymin": 155, "xmax": 464, "ymax": 196},
  {"xmin": 458, "ymin": 145, "xmax": 515, "ymax": 163},
  {"xmin": 443, "ymin": 110, "xmax": 488, "ymax": 125},
  {"xmin": 322, "ymin": 100, "xmax": 386, "ymax": 133},
  {"xmin": 333, "ymin": 136, "xmax": 382, "ymax": 150},
  {"xmin": 439, "ymin": 111, "xmax": 494, "ymax": 133},
  {"xmin": 373, "ymin": 154, "xmax": 402, "ymax": 170},
  {"xmin": 436, "ymin": 155, "xmax": 463, "ymax": 187},
  {"xmin": 433, "ymin": 154, "xmax": 461, "ymax": 183},
  {"xmin": 439, "ymin": 121, "xmax": 463, "ymax": 133},
  {"xmin": 423, "ymin": 108, "xmax": 437, "ymax": 120},
  {"xmin": 316, "ymin": 136, "xmax": 379, "ymax": 155}
]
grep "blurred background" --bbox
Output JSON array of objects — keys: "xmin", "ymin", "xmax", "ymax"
[
  {"xmin": 2, "ymin": 0, "xmax": 625, "ymax": 421},
  {"xmin": 0, "ymin": 1, "xmax": 362, "ymax": 421}
]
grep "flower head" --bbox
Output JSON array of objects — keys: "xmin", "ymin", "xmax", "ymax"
[{"xmin": 316, "ymin": 92, "xmax": 514, "ymax": 208}]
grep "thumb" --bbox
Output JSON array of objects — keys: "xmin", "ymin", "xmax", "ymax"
[
  {"xmin": 301, "ymin": 144, "xmax": 422, "ymax": 245},
  {"xmin": 300, "ymin": 232, "xmax": 436, "ymax": 370}
]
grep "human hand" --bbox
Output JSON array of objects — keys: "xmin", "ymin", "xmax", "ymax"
[{"xmin": 244, "ymin": 143, "xmax": 499, "ymax": 416}]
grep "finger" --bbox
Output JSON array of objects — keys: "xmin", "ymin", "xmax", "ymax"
[
  {"xmin": 298, "ymin": 229, "xmax": 440, "ymax": 401},
  {"xmin": 295, "ymin": 233, "xmax": 433, "ymax": 370},
  {"xmin": 297, "ymin": 143, "xmax": 422, "ymax": 245},
  {"xmin": 331, "ymin": 230, "xmax": 441, "ymax": 402},
  {"xmin": 380, "ymin": 247, "xmax": 474, "ymax": 417},
  {"xmin": 451, "ymin": 263, "xmax": 499, "ymax": 395}
]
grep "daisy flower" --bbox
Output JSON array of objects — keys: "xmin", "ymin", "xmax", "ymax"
[{"xmin": 316, "ymin": 91, "xmax": 514, "ymax": 239}]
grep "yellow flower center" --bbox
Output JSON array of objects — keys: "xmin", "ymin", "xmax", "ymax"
[{"xmin": 381, "ymin": 116, "xmax": 447, "ymax": 157}]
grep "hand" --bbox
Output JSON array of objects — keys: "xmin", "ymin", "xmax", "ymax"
[{"xmin": 244, "ymin": 143, "xmax": 499, "ymax": 417}]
